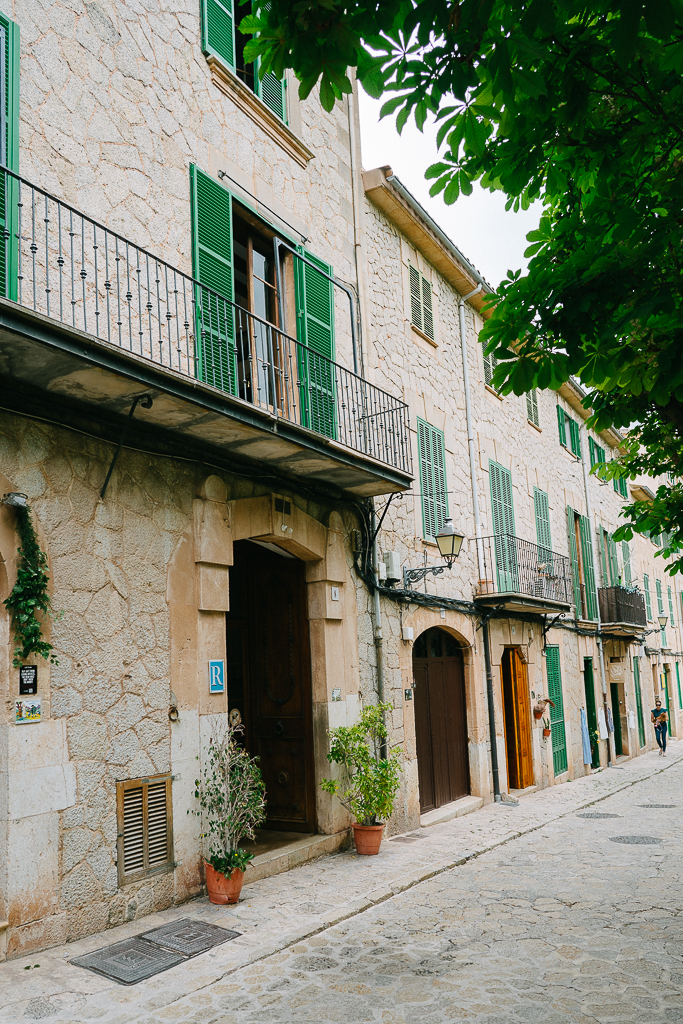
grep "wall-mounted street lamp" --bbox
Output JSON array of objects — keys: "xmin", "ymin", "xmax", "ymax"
[
  {"xmin": 658, "ymin": 614, "xmax": 668, "ymax": 630},
  {"xmin": 402, "ymin": 518, "xmax": 465, "ymax": 588}
]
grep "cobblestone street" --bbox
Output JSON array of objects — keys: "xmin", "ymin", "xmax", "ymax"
[{"xmin": 2, "ymin": 745, "xmax": 683, "ymax": 1023}]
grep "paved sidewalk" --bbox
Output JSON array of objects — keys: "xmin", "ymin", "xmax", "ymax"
[{"xmin": 1, "ymin": 743, "xmax": 682, "ymax": 1023}]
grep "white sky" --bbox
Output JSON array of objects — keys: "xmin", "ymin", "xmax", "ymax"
[{"xmin": 358, "ymin": 92, "xmax": 541, "ymax": 289}]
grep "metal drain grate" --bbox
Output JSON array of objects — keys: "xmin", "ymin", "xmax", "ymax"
[
  {"xmin": 141, "ymin": 918, "xmax": 240, "ymax": 956},
  {"xmin": 609, "ymin": 835, "xmax": 663, "ymax": 845},
  {"xmin": 577, "ymin": 812, "xmax": 621, "ymax": 819},
  {"xmin": 71, "ymin": 937, "xmax": 184, "ymax": 985},
  {"xmin": 638, "ymin": 804, "xmax": 677, "ymax": 808},
  {"xmin": 71, "ymin": 919, "xmax": 242, "ymax": 985}
]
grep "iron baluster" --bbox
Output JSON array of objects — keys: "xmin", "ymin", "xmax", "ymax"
[
  {"xmin": 43, "ymin": 192, "xmax": 50, "ymax": 318},
  {"xmin": 57, "ymin": 202, "xmax": 64, "ymax": 322},
  {"xmin": 93, "ymin": 221, "xmax": 100, "ymax": 336},
  {"xmin": 115, "ymin": 235, "xmax": 122, "ymax": 347},
  {"xmin": 80, "ymin": 215, "xmax": 87, "ymax": 333},
  {"xmin": 31, "ymin": 186, "xmax": 37, "ymax": 311}
]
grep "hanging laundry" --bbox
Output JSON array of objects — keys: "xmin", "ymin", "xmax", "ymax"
[
  {"xmin": 598, "ymin": 706, "xmax": 609, "ymax": 740},
  {"xmin": 580, "ymin": 707, "xmax": 592, "ymax": 765},
  {"xmin": 627, "ymin": 709, "xmax": 636, "ymax": 731},
  {"xmin": 606, "ymin": 705, "xmax": 614, "ymax": 733}
]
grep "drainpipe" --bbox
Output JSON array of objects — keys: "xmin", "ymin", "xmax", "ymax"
[
  {"xmin": 579, "ymin": 423, "xmax": 614, "ymax": 767},
  {"xmin": 459, "ymin": 284, "xmax": 501, "ymax": 801},
  {"xmin": 347, "ymin": 82, "xmax": 368, "ymax": 378},
  {"xmin": 371, "ymin": 501, "xmax": 387, "ymax": 758}
]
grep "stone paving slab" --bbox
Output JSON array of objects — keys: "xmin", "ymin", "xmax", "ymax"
[{"xmin": 1, "ymin": 744, "xmax": 682, "ymax": 1023}]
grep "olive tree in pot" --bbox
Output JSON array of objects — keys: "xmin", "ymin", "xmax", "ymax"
[
  {"xmin": 321, "ymin": 702, "xmax": 401, "ymax": 855},
  {"xmin": 194, "ymin": 721, "xmax": 266, "ymax": 904}
]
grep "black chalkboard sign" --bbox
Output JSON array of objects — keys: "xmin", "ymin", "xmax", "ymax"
[{"xmin": 19, "ymin": 665, "xmax": 38, "ymax": 695}]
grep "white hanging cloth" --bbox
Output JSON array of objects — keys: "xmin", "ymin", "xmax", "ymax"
[
  {"xmin": 627, "ymin": 709, "xmax": 636, "ymax": 731},
  {"xmin": 597, "ymin": 706, "xmax": 609, "ymax": 740}
]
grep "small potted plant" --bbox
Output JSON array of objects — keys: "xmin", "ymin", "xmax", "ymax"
[
  {"xmin": 533, "ymin": 696, "xmax": 555, "ymax": 720},
  {"xmin": 542, "ymin": 716, "xmax": 552, "ymax": 738},
  {"xmin": 194, "ymin": 720, "xmax": 266, "ymax": 904},
  {"xmin": 321, "ymin": 702, "xmax": 401, "ymax": 856}
]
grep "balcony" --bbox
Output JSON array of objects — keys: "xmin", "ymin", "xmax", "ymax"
[
  {"xmin": 474, "ymin": 534, "xmax": 573, "ymax": 616},
  {"xmin": 598, "ymin": 586, "xmax": 647, "ymax": 637},
  {"xmin": 0, "ymin": 169, "xmax": 412, "ymax": 497}
]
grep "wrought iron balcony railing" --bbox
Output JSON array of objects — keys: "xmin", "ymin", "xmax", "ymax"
[
  {"xmin": 0, "ymin": 168, "xmax": 412, "ymax": 476},
  {"xmin": 598, "ymin": 586, "xmax": 647, "ymax": 628},
  {"xmin": 476, "ymin": 534, "xmax": 573, "ymax": 605}
]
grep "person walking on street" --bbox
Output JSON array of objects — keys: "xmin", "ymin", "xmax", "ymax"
[{"xmin": 651, "ymin": 698, "xmax": 668, "ymax": 755}]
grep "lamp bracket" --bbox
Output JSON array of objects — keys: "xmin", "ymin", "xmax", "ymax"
[
  {"xmin": 100, "ymin": 393, "xmax": 154, "ymax": 499},
  {"xmin": 475, "ymin": 604, "xmax": 506, "ymax": 631},
  {"xmin": 402, "ymin": 564, "xmax": 451, "ymax": 589}
]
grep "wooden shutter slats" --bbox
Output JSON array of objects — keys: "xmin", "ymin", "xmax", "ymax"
[
  {"xmin": 201, "ymin": 0, "xmax": 235, "ymax": 69},
  {"xmin": 118, "ymin": 775, "xmax": 173, "ymax": 885},
  {"xmin": 294, "ymin": 249, "xmax": 336, "ymax": 439},
  {"xmin": 526, "ymin": 389, "xmax": 539, "ymax": 426},
  {"xmin": 545, "ymin": 646, "xmax": 568, "ymax": 775},
  {"xmin": 644, "ymin": 574, "xmax": 652, "ymax": 619},
  {"xmin": 409, "ymin": 265, "xmax": 422, "ymax": 333},
  {"xmin": 578, "ymin": 514, "xmax": 597, "ymax": 620},
  {"xmin": 418, "ymin": 419, "xmax": 447, "ymax": 540},
  {"xmin": 566, "ymin": 506, "xmax": 582, "ymax": 612},
  {"xmin": 421, "ymin": 277, "xmax": 434, "ymax": 340}
]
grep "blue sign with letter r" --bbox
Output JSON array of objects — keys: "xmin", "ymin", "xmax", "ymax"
[{"xmin": 208, "ymin": 659, "xmax": 225, "ymax": 693}]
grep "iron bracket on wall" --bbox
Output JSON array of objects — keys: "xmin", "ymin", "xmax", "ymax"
[
  {"xmin": 542, "ymin": 611, "xmax": 566, "ymax": 645},
  {"xmin": 402, "ymin": 563, "xmax": 450, "ymax": 589},
  {"xmin": 100, "ymin": 393, "xmax": 154, "ymax": 499},
  {"xmin": 475, "ymin": 603, "xmax": 506, "ymax": 632}
]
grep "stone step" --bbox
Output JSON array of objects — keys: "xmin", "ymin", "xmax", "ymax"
[
  {"xmin": 419, "ymin": 795, "xmax": 484, "ymax": 828},
  {"xmin": 243, "ymin": 829, "xmax": 352, "ymax": 886}
]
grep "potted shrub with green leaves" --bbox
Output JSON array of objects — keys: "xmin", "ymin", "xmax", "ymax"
[
  {"xmin": 321, "ymin": 702, "xmax": 401, "ymax": 856},
  {"xmin": 194, "ymin": 721, "xmax": 266, "ymax": 904},
  {"xmin": 542, "ymin": 717, "xmax": 552, "ymax": 738}
]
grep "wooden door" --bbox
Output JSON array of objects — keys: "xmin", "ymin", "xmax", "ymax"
[
  {"xmin": 227, "ymin": 541, "xmax": 315, "ymax": 833},
  {"xmin": 502, "ymin": 648, "xmax": 534, "ymax": 790},
  {"xmin": 413, "ymin": 628, "xmax": 469, "ymax": 813}
]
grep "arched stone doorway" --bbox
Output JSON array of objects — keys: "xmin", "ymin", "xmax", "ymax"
[{"xmin": 412, "ymin": 627, "xmax": 469, "ymax": 812}]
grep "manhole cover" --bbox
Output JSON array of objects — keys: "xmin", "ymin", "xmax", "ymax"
[
  {"xmin": 577, "ymin": 812, "xmax": 621, "ymax": 819},
  {"xmin": 638, "ymin": 804, "xmax": 677, "ymax": 808},
  {"xmin": 391, "ymin": 836, "xmax": 420, "ymax": 843},
  {"xmin": 71, "ymin": 937, "xmax": 184, "ymax": 985},
  {"xmin": 609, "ymin": 835, "xmax": 663, "ymax": 845},
  {"xmin": 141, "ymin": 918, "xmax": 240, "ymax": 955}
]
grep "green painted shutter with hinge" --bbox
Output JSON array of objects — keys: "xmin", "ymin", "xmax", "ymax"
[
  {"xmin": 189, "ymin": 165, "xmax": 237, "ymax": 394},
  {"xmin": 557, "ymin": 405, "xmax": 567, "ymax": 447},
  {"xmin": 599, "ymin": 527, "xmax": 609, "ymax": 586},
  {"xmin": 0, "ymin": 16, "xmax": 19, "ymax": 301},
  {"xmin": 418, "ymin": 419, "xmax": 448, "ymax": 540},
  {"xmin": 668, "ymin": 584, "xmax": 675, "ymax": 626},
  {"xmin": 253, "ymin": 2, "xmax": 287, "ymax": 121},
  {"xmin": 622, "ymin": 541, "xmax": 631, "ymax": 585},
  {"xmin": 644, "ymin": 574, "xmax": 652, "ymax": 619},
  {"xmin": 409, "ymin": 265, "xmax": 422, "ymax": 332},
  {"xmin": 578, "ymin": 514, "xmax": 597, "ymax": 620},
  {"xmin": 545, "ymin": 646, "xmax": 568, "ymax": 775},
  {"xmin": 634, "ymin": 656, "xmax": 646, "ymax": 747},
  {"xmin": 607, "ymin": 532, "xmax": 619, "ymax": 585},
  {"xmin": 490, "ymin": 461, "xmax": 517, "ymax": 591},
  {"xmin": 676, "ymin": 662, "xmax": 682, "ymax": 710},
  {"xmin": 568, "ymin": 418, "xmax": 581, "ymax": 458},
  {"xmin": 201, "ymin": 0, "xmax": 235, "ymax": 69},
  {"xmin": 534, "ymin": 487, "xmax": 552, "ymax": 565},
  {"xmin": 566, "ymin": 507, "xmax": 582, "ymax": 612},
  {"xmin": 295, "ymin": 248, "xmax": 336, "ymax": 438}
]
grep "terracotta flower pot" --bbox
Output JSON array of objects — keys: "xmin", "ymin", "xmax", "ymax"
[
  {"xmin": 543, "ymin": 727, "xmax": 552, "ymax": 738},
  {"xmin": 352, "ymin": 822, "xmax": 384, "ymax": 855},
  {"xmin": 533, "ymin": 707, "xmax": 545, "ymax": 720},
  {"xmin": 205, "ymin": 862, "xmax": 244, "ymax": 905}
]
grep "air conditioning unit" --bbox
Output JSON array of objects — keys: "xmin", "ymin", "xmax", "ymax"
[{"xmin": 383, "ymin": 550, "xmax": 401, "ymax": 583}]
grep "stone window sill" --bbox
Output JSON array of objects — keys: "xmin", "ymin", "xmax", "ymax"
[
  {"xmin": 207, "ymin": 56, "xmax": 314, "ymax": 168},
  {"xmin": 527, "ymin": 419, "xmax": 542, "ymax": 433},
  {"xmin": 411, "ymin": 324, "xmax": 437, "ymax": 348},
  {"xmin": 485, "ymin": 384, "xmax": 503, "ymax": 400}
]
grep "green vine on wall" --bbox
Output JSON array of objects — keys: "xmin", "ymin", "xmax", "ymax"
[{"xmin": 3, "ymin": 505, "xmax": 57, "ymax": 667}]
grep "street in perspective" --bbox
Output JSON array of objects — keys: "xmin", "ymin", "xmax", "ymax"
[{"xmin": 1, "ymin": 746, "xmax": 682, "ymax": 1023}]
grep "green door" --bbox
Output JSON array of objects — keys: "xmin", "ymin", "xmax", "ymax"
[
  {"xmin": 634, "ymin": 656, "xmax": 646, "ymax": 748},
  {"xmin": 189, "ymin": 165, "xmax": 237, "ymax": 394},
  {"xmin": 294, "ymin": 249, "xmax": 336, "ymax": 439},
  {"xmin": 545, "ymin": 646, "xmax": 567, "ymax": 775},
  {"xmin": 610, "ymin": 683, "xmax": 623, "ymax": 756},
  {"xmin": 490, "ymin": 461, "xmax": 518, "ymax": 592},
  {"xmin": 583, "ymin": 658, "xmax": 600, "ymax": 769}
]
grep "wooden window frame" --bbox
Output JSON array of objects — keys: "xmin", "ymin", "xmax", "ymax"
[{"xmin": 116, "ymin": 774, "xmax": 173, "ymax": 887}]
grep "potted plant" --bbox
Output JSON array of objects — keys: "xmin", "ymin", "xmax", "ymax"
[
  {"xmin": 533, "ymin": 696, "xmax": 555, "ymax": 719},
  {"xmin": 321, "ymin": 702, "xmax": 402, "ymax": 856},
  {"xmin": 194, "ymin": 720, "xmax": 266, "ymax": 904},
  {"xmin": 542, "ymin": 716, "xmax": 552, "ymax": 738}
]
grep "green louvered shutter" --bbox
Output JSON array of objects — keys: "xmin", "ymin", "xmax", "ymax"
[
  {"xmin": 656, "ymin": 579, "xmax": 667, "ymax": 645},
  {"xmin": 409, "ymin": 265, "xmax": 422, "ymax": 332},
  {"xmin": 644, "ymin": 574, "xmax": 652, "ymax": 620},
  {"xmin": 490, "ymin": 461, "xmax": 517, "ymax": 591},
  {"xmin": 566, "ymin": 507, "xmax": 582, "ymax": 613},
  {"xmin": 252, "ymin": 3, "xmax": 287, "ymax": 121},
  {"xmin": 0, "ymin": 16, "xmax": 19, "ymax": 301},
  {"xmin": 534, "ymin": 487, "xmax": 552, "ymax": 560},
  {"xmin": 418, "ymin": 419, "xmax": 447, "ymax": 540},
  {"xmin": 201, "ymin": 0, "xmax": 235, "ymax": 69},
  {"xmin": 526, "ymin": 389, "xmax": 539, "ymax": 426},
  {"xmin": 189, "ymin": 165, "xmax": 237, "ymax": 394},
  {"xmin": 668, "ymin": 585, "xmax": 675, "ymax": 626},
  {"xmin": 676, "ymin": 662, "xmax": 682, "ymax": 710},
  {"xmin": 295, "ymin": 249, "xmax": 336, "ymax": 438},
  {"xmin": 557, "ymin": 405, "xmax": 567, "ymax": 447},
  {"xmin": 634, "ymin": 656, "xmax": 646, "ymax": 747},
  {"xmin": 599, "ymin": 528, "xmax": 609, "ymax": 586},
  {"xmin": 622, "ymin": 542, "xmax": 632, "ymax": 586},
  {"xmin": 578, "ymin": 515, "xmax": 597, "ymax": 620},
  {"xmin": 607, "ymin": 533, "xmax": 619, "ymax": 585},
  {"xmin": 568, "ymin": 418, "xmax": 581, "ymax": 458},
  {"xmin": 545, "ymin": 646, "xmax": 568, "ymax": 775}
]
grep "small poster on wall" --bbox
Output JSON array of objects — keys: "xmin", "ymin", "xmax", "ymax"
[
  {"xmin": 15, "ymin": 699, "xmax": 41, "ymax": 724},
  {"xmin": 19, "ymin": 665, "xmax": 38, "ymax": 695}
]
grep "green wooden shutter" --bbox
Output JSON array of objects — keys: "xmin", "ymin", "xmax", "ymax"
[
  {"xmin": 409, "ymin": 265, "xmax": 422, "ymax": 332},
  {"xmin": 189, "ymin": 165, "xmax": 237, "ymax": 395},
  {"xmin": 534, "ymin": 487, "xmax": 552, "ymax": 557},
  {"xmin": 566, "ymin": 507, "xmax": 582, "ymax": 612},
  {"xmin": 557, "ymin": 405, "xmax": 567, "ymax": 447},
  {"xmin": 252, "ymin": 3, "xmax": 287, "ymax": 121},
  {"xmin": 613, "ymin": 475, "xmax": 628, "ymax": 498},
  {"xmin": 545, "ymin": 646, "xmax": 568, "ymax": 775},
  {"xmin": 526, "ymin": 389, "xmax": 539, "ymax": 426},
  {"xmin": 294, "ymin": 248, "xmax": 336, "ymax": 439},
  {"xmin": 418, "ymin": 419, "xmax": 447, "ymax": 540},
  {"xmin": 490, "ymin": 461, "xmax": 517, "ymax": 591},
  {"xmin": 201, "ymin": 0, "xmax": 235, "ymax": 69},
  {"xmin": 676, "ymin": 662, "xmax": 682, "ymax": 710},
  {"xmin": 668, "ymin": 585, "xmax": 675, "ymax": 626},
  {"xmin": 622, "ymin": 541, "xmax": 631, "ymax": 586},
  {"xmin": 0, "ymin": 16, "xmax": 19, "ymax": 301},
  {"xmin": 634, "ymin": 656, "xmax": 646, "ymax": 747},
  {"xmin": 579, "ymin": 514, "xmax": 597, "ymax": 620},
  {"xmin": 568, "ymin": 418, "xmax": 581, "ymax": 458},
  {"xmin": 607, "ymin": 533, "xmax": 619, "ymax": 585},
  {"xmin": 644, "ymin": 574, "xmax": 652, "ymax": 619},
  {"xmin": 421, "ymin": 277, "xmax": 434, "ymax": 340},
  {"xmin": 656, "ymin": 579, "xmax": 667, "ymax": 645},
  {"xmin": 599, "ymin": 527, "xmax": 609, "ymax": 586}
]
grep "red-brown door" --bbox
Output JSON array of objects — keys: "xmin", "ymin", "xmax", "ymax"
[
  {"xmin": 227, "ymin": 541, "xmax": 315, "ymax": 832},
  {"xmin": 412, "ymin": 628, "xmax": 469, "ymax": 812},
  {"xmin": 501, "ymin": 647, "xmax": 534, "ymax": 790}
]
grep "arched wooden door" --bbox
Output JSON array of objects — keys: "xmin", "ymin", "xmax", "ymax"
[{"xmin": 412, "ymin": 628, "xmax": 469, "ymax": 812}]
